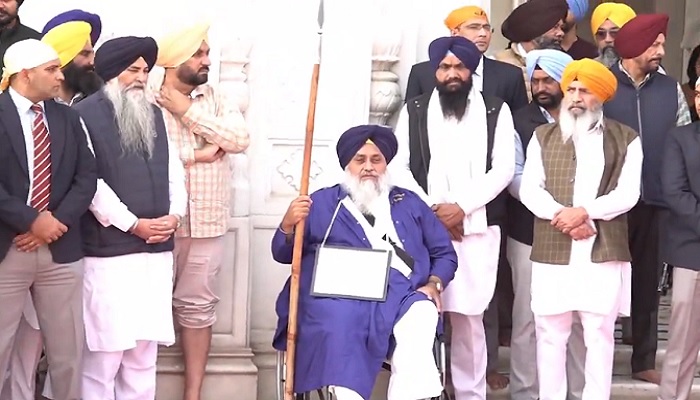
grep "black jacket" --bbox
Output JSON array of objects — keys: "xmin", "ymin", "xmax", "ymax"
[
  {"xmin": 0, "ymin": 19, "xmax": 41, "ymax": 70},
  {"xmin": 405, "ymin": 57, "xmax": 528, "ymax": 113},
  {"xmin": 0, "ymin": 91, "xmax": 97, "ymax": 264},
  {"xmin": 661, "ymin": 122, "xmax": 700, "ymax": 270}
]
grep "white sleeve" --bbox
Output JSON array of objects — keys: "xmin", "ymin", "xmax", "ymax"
[
  {"xmin": 388, "ymin": 105, "xmax": 433, "ymax": 205},
  {"xmin": 519, "ymin": 135, "xmax": 565, "ymax": 220}
]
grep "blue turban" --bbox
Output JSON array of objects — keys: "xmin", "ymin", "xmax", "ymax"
[
  {"xmin": 336, "ymin": 125, "xmax": 398, "ymax": 168},
  {"xmin": 42, "ymin": 10, "xmax": 102, "ymax": 46},
  {"xmin": 525, "ymin": 49, "xmax": 573, "ymax": 83},
  {"xmin": 95, "ymin": 36, "xmax": 158, "ymax": 83},
  {"xmin": 428, "ymin": 36, "xmax": 480, "ymax": 72},
  {"xmin": 566, "ymin": 0, "xmax": 589, "ymax": 21}
]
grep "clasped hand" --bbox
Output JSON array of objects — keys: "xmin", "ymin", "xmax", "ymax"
[
  {"xmin": 432, "ymin": 203, "xmax": 465, "ymax": 242},
  {"xmin": 132, "ymin": 215, "xmax": 179, "ymax": 244},
  {"xmin": 14, "ymin": 211, "xmax": 68, "ymax": 252},
  {"xmin": 552, "ymin": 207, "xmax": 595, "ymax": 240}
]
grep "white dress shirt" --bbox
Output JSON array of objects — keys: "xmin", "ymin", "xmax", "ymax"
[
  {"xmin": 519, "ymin": 119, "xmax": 642, "ymax": 316},
  {"xmin": 8, "ymin": 88, "xmax": 48, "ymax": 205}
]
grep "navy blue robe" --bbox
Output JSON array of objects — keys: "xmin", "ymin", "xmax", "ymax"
[{"xmin": 271, "ymin": 185, "xmax": 457, "ymax": 399}]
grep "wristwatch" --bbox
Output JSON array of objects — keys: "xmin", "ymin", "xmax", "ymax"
[{"xmin": 429, "ymin": 278, "xmax": 443, "ymax": 293}]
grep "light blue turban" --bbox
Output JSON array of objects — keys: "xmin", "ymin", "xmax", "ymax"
[
  {"xmin": 525, "ymin": 49, "xmax": 573, "ymax": 83},
  {"xmin": 566, "ymin": 0, "xmax": 589, "ymax": 21}
]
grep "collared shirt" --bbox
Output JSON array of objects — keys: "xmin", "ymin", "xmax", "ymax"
[
  {"xmin": 160, "ymin": 84, "xmax": 250, "ymax": 238},
  {"xmin": 8, "ymin": 88, "xmax": 48, "ymax": 205},
  {"xmin": 617, "ymin": 61, "xmax": 692, "ymax": 128},
  {"xmin": 54, "ymin": 92, "xmax": 85, "ymax": 107},
  {"xmin": 472, "ymin": 56, "xmax": 485, "ymax": 92}
]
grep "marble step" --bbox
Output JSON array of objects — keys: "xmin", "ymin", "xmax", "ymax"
[{"xmin": 484, "ymin": 376, "xmax": 700, "ymax": 399}]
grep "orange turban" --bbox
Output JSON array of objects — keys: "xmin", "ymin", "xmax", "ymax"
[
  {"xmin": 444, "ymin": 6, "xmax": 488, "ymax": 30},
  {"xmin": 561, "ymin": 58, "xmax": 618, "ymax": 103},
  {"xmin": 590, "ymin": 3, "xmax": 636, "ymax": 34}
]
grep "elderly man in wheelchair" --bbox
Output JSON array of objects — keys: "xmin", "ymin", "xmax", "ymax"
[{"xmin": 271, "ymin": 125, "xmax": 458, "ymax": 400}]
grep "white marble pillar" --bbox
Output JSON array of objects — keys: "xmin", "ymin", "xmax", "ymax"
[{"xmin": 369, "ymin": 3, "xmax": 403, "ymax": 126}]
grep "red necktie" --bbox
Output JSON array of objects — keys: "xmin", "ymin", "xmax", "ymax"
[{"xmin": 30, "ymin": 104, "xmax": 51, "ymax": 212}]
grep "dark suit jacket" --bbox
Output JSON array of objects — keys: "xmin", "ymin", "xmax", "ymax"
[
  {"xmin": 661, "ymin": 122, "xmax": 700, "ymax": 270},
  {"xmin": 0, "ymin": 91, "xmax": 97, "ymax": 264},
  {"xmin": 405, "ymin": 57, "xmax": 529, "ymax": 113},
  {"xmin": 508, "ymin": 102, "xmax": 550, "ymax": 245}
]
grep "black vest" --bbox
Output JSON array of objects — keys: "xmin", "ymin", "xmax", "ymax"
[
  {"xmin": 406, "ymin": 92, "xmax": 507, "ymax": 226},
  {"xmin": 74, "ymin": 90, "xmax": 173, "ymax": 257},
  {"xmin": 604, "ymin": 64, "xmax": 679, "ymax": 206},
  {"xmin": 508, "ymin": 103, "xmax": 550, "ymax": 245}
]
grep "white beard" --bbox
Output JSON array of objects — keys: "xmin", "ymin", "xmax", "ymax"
[
  {"xmin": 340, "ymin": 169, "xmax": 392, "ymax": 214},
  {"xmin": 104, "ymin": 80, "xmax": 157, "ymax": 158},
  {"xmin": 559, "ymin": 98, "xmax": 603, "ymax": 144}
]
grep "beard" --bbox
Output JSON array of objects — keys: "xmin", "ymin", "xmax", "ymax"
[
  {"xmin": 63, "ymin": 62, "xmax": 103, "ymax": 97},
  {"xmin": 340, "ymin": 168, "xmax": 392, "ymax": 214},
  {"xmin": 533, "ymin": 34, "xmax": 563, "ymax": 51},
  {"xmin": 0, "ymin": 9, "xmax": 16, "ymax": 28},
  {"xmin": 436, "ymin": 77, "xmax": 473, "ymax": 121},
  {"xmin": 104, "ymin": 82, "xmax": 156, "ymax": 158},
  {"xmin": 598, "ymin": 45, "xmax": 620, "ymax": 68},
  {"xmin": 533, "ymin": 90, "xmax": 563, "ymax": 110},
  {"xmin": 177, "ymin": 64, "xmax": 209, "ymax": 86},
  {"xmin": 559, "ymin": 97, "xmax": 603, "ymax": 144}
]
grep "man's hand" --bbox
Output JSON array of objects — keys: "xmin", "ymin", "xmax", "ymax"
[
  {"xmin": 417, "ymin": 282, "xmax": 442, "ymax": 312},
  {"xmin": 13, "ymin": 233, "xmax": 47, "ymax": 252},
  {"xmin": 145, "ymin": 215, "xmax": 179, "ymax": 244},
  {"xmin": 29, "ymin": 211, "xmax": 68, "ymax": 243},
  {"xmin": 569, "ymin": 222, "xmax": 597, "ymax": 241},
  {"xmin": 131, "ymin": 218, "xmax": 173, "ymax": 243},
  {"xmin": 281, "ymin": 195, "xmax": 312, "ymax": 233},
  {"xmin": 155, "ymin": 85, "xmax": 192, "ymax": 117},
  {"xmin": 432, "ymin": 203, "xmax": 465, "ymax": 229},
  {"xmin": 552, "ymin": 207, "xmax": 589, "ymax": 233},
  {"xmin": 194, "ymin": 143, "xmax": 226, "ymax": 163},
  {"xmin": 447, "ymin": 225, "xmax": 464, "ymax": 242}
]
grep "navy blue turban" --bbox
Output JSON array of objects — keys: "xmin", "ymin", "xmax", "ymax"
[
  {"xmin": 336, "ymin": 125, "xmax": 398, "ymax": 168},
  {"xmin": 42, "ymin": 9, "xmax": 102, "ymax": 46},
  {"xmin": 94, "ymin": 36, "xmax": 158, "ymax": 83},
  {"xmin": 428, "ymin": 36, "xmax": 481, "ymax": 72}
]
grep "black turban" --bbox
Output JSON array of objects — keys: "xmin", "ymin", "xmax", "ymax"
[
  {"xmin": 336, "ymin": 125, "xmax": 398, "ymax": 168},
  {"xmin": 428, "ymin": 36, "xmax": 481, "ymax": 72},
  {"xmin": 94, "ymin": 36, "xmax": 158, "ymax": 83},
  {"xmin": 501, "ymin": 0, "xmax": 568, "ymax": 43}
]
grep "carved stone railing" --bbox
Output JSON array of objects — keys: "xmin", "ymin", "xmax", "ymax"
[{"xmin": 369, "ymin": 23, "xmax": 403, "ymax": 125}]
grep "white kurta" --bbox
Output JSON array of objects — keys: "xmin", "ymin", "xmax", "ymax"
[
  {"xmin": 391, "ymin": 87, "xmax": 515, "ymax": 315},
  {"xmin": 82, "ymin": 134, "xmax": 188, "ymax": 352},
  {"xmin": 519, "ymin": 121, "xmax": 643, "ymax": 317}
]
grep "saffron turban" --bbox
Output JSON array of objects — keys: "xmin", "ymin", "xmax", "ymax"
[
  {"xmin": 561, "ymin": 58, "xmax": 617, "ymax": 103},
  {"xmin": 567, "ymin": 0, "xmax": 589, "ymax": 21},
  {"xmin": 41, "ymin": 21, "xmax": 91, "ymax": 68},
  {"xmin": 428, "ymin": 36, "xmax": 480, "ymax": 72},
  {"xmin": 42, "ymin": 9, "xmax": 102, "ymax": 46},
  {"xmin": 501, "ymin": 0, "xmax": 568, "ymax": 43},
  {"xmin": 590, "ymin": 3, "xmax": 636, "ymax": 33},
  {"xmin": 156, "ymin": 22, "xmax": 210, "ymax": 68},
  {"xmin": 444, "ymin": 6, "xmax": 488, "ymax": 30},
  {"xmin": 336, "ymin": 125, "xmax": 398, "ymax": 168},
  {"xmin": 94, "ymin": 36, "xmax": 158, "ymax": 83},
  {"xmin": 526, "ymin": 49, "xmax": 573, "ymax": 83},
  {"xmin": 614, "ymin": 14, "xmax": 668, "ymax": 60},
  {"xmin": 1, "ymin": 39, "xmax": 59, "ymax": 90}
]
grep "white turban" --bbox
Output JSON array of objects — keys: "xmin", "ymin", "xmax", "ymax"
[{"xmin": 1, "ymin": 39, "xmax": 60, "ymax": 91}]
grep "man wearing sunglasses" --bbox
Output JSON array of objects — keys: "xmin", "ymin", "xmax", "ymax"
[{"xmin": 590, "ymin": 2, "xmax": 637, "ymax": 68}]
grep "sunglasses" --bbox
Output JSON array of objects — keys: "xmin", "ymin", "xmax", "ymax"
[{"xmin": 595, "ymin": 29, "xmax": 619, "ymax": 40}]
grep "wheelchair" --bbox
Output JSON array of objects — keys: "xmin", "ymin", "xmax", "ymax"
[{"xmin": 275, "ymin": 332, "xmax": 449, "ymax": 400}]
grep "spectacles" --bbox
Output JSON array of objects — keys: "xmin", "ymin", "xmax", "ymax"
[
  {"xmin": 595, "ymin": 29, "xmax": 619, "ymax": 40},
  {"xmin": 461, "ymin": 23, "xmax": 494, "ymax": 34}
]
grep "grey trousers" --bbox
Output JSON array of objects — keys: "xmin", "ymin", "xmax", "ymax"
[
  {"xmin": 0, "ymin": 247, "xmax": 83, "ymax": 400},
  {"xmin": 659, "ymin": 267, "xmax": 700, "ymax": 400}
]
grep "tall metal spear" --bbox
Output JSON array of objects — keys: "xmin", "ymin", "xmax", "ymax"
[{"xmin": 284, "ymin": 2, "xmax": 323, "ymax": 399}]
